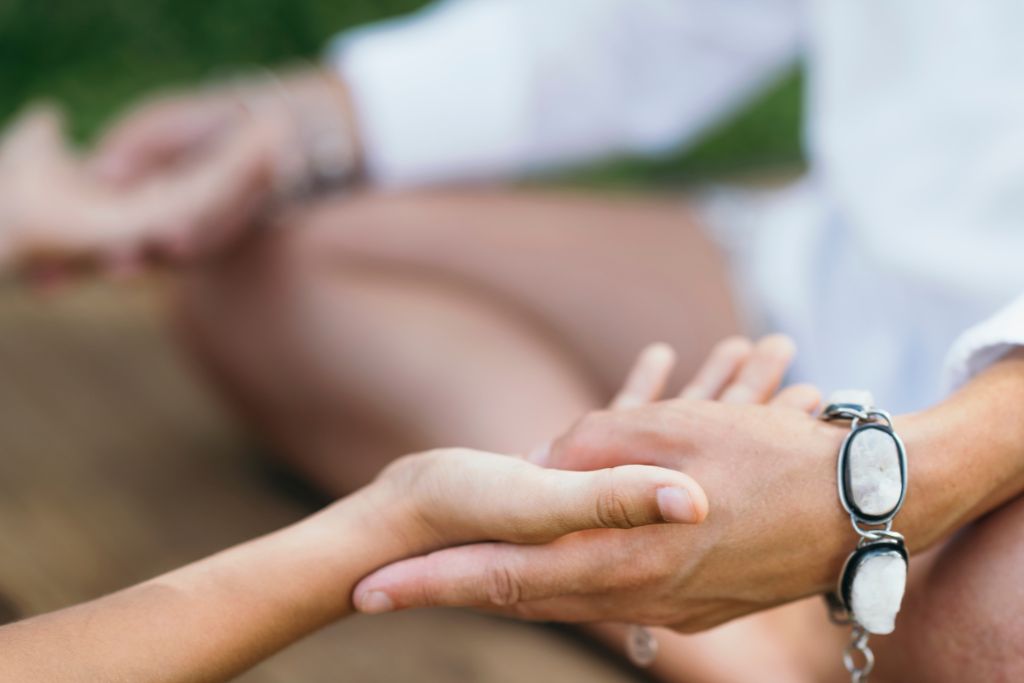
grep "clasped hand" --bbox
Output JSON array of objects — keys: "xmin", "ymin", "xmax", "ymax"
[
  {"xmin": 0, "ymin": 69, "xmax": 350, "ymax": 273},
  {"xmin": 353, "ymin": 336, "xmax": 852, "ymax": 633}
]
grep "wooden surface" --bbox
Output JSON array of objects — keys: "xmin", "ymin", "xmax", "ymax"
[{"xmin": 0, "ymin": 282, "xmax": 643, "ymax": 682}]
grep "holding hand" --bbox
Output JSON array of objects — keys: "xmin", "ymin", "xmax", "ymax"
[
  {"xmin": 0, "ymin": 375, "xmax": 708, "ymax": 683},
  {"xmin": 0, "ymin": 68, "xmax": 357, "ymax": 273},
  {"xmin": 353, "ymin": 336, "xmax": 850, "ymax": 632}
]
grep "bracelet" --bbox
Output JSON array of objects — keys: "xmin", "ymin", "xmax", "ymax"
[
  {"xmin": 222, "ymin": 65, "xmax": 360, "ymax": 202},
  {"xmin": 625, "ymin": 623, "xmax": 658, "ymax": 667},
  {"xmin": 820, "ymin": 391, "xmax": 909, "ymax": 683}
]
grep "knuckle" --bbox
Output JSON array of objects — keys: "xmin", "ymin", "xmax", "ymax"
[
  {"xmin": 483, "ymin": 562, "xmax": 523, "ymax": 607},
  {"xmin": 594, "ymin": 470, "xmax": 641, "ymax": 529}
]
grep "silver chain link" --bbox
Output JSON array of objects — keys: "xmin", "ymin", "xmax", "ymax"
[{"xmin": 843, "ymin": 626, "xmax": 875, "ymax": 682}]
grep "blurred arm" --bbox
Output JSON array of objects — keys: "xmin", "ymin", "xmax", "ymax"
[{"xmin": 328, "ymin": 0, "xmax": 802, "ymax": 186}]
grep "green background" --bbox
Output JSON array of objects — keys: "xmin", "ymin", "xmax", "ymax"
[{"xmin": 0, "ymin": 0, "xmax": 804, "ymax": 186}]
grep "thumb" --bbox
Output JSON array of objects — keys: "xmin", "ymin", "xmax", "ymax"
[
  {"xmin": 419, "ymin": 451, "xmax": 708, "ymax": 546},
  {"xmin": 523, "ymin": 463, "xmax": 709, "ymax": 539}
]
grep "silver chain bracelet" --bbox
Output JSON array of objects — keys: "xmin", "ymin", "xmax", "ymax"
[{"xmin": 820, "ymin": 391, "xmax": 909, "ymax": 683}]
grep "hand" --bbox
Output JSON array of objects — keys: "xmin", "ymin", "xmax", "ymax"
[
  {"xmin": 0, "ymin": 68, "xmax": 357, "ymax": 274},
  {"xmin": 368, "ymin": 444, "xmax": 709, "ymax": 546},
  {"xmin": 353, "ymin": 336, "xmax": 852, "ymax": 632},
  {"xmin": 86, "ymin": 67, "xmax": 360, "ymax": 262},
  {"xmin": 0, "ymin": 103, "xmax": 276, "ymax": 273}
]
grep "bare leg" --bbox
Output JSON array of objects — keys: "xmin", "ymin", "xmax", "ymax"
[
  {"xmin": 174, "ymin": 188, "xmax": 739, "ymax": 491},
  {"xmin": 873, "ymin": 494, "xmax": 1024, "ymax": 682}
]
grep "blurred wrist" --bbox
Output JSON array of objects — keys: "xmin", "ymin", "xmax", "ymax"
[{"xmin": 278, "ymin": 66, "xmax": 364, "ymax": 191}]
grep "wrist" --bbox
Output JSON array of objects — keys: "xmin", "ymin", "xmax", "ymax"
[
  {"xmin": 278, "ymin": 66, "xmax": 364, "ymax": 190},
  {"xmin": 310, "ymin": 480, "xmax": 420, "ymax": 566},
  {"xmin": 897, "ymin": 349, "xmax": 1024, "ymax": 552}
]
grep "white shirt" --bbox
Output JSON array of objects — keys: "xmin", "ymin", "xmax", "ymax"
[{"xmin": 328, "ymin": 0, "xmax": 1024, "ymax": 411}]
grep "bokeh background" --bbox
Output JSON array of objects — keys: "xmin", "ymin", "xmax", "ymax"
[
  {"xmin": 0, "ymin": 0, "xmax": 804, "ymax": 186},
  {"xmin": 0, "ymin": 3, "xmax": 805, "ymax": 681}
]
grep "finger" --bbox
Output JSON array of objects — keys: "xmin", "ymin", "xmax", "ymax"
[
  {"xmin": 539, "ymin": 464, "xmax": 708, "ymax": 534},
  {"xmin": 544, "ymin": 407, "xmax": 682, "ymax": 472},
  {"xmin": 354, "ymin": 530, "xmax": 647, "ymax": 615},
  {"xmin": 610, "ymin": 343, "xmax": 677, "ymax": 410},
  {"xmin": 678, "ymin": 336, "xmax": 753, "ymax": 400},
  {"xmin": 438, "ymin": 452, "xmax": 708, "ymax": 544},
  {"xmin": 769, "ymin": 383, "xmax": 822, "ymax": 414},
  {"xmin": 531, "ymin": 343, "xmax": 676, "ymax": 466},
  {"xmin": 106, "ymin": 119, "xmax": 275, "ymax": 259},
  {"xmin": 0, "ymin": 103, "xmax": 71, "ymax": 165},
  {"xmin": 91, "ymin": 94, "xmax": 239, "ymax": 184},
  {"xmin": 719, "ymin": 334, "xmax": 796, "ymax": 404}
]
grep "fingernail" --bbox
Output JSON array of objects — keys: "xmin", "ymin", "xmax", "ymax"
[
  {"xmin": 358, "ymin": 590, "xmax": 395, "ymax": 614},
  {"xmin": 657, "ymin": 487, "xmax": 697, "ymax": 523}
]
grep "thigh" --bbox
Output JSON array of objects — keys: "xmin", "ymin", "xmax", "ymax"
[
  {"xmin": 175, "ymin": 188, "xmax": 740, "ymax": 490},
  {"xmin": 291, "ymin": 187, "xmax": 741, "ymax": 394},
  {"xmin": 873, "ymin": 495, "xmax": 1024, "ymax": 682}
]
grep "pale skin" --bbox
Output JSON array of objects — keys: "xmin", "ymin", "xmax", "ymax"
[
  {"xmin": 0, "ymin": 333, "xmax": 804, "ymax": 683},
  {"xmin": 3, "ymin": 68, "xmax": 1024, "ymax": 681},
  {"xmin": 0, "ymin": 342, "xmax": 800, "ymax": 683},
  {"xmin": 0, "ymin": 359, "xmax": 713, "ymax": 682}
]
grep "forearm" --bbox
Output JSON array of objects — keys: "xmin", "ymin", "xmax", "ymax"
[
  {"xmin": 898, "ymin": 348, "xmax": 1024, "ymax": 552},
  {"xmin": 0, "ymin": 487, "xmax": 401, "ymax": 683}
]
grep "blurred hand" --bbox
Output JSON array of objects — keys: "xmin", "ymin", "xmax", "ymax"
[
  {"xmin": 354, "ymin": 336, "xmax": 853, "ymax": 632},
  {"xmin": 0, "ymin": 68, "xmax": 357, "ymax": 274},
  {"xmin": 92, "ymin": 67, "xmax": 358, "ymax": 192},
  {"xmin": 0, "ymin": 103, "xmax": 276, "ymax": 273}
]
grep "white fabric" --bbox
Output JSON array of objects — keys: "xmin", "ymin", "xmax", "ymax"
[
  {"xmin": 328, "ymin": 0, "xmax": 1024, "ymax": 411},
  {"xmin": 329, "ymin": 0, "xmax": 801, "ymax": 186},
  {"xmin": 944, "ymin": 294, "xmax": 1024, "ymax": 392}
]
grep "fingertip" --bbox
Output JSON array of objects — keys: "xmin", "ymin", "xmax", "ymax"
[
  {"xmin": 656, "ymin": 486, "xmax": 699, "ymax": 524},
  {"xmin": 672, "ymin": 472, "xmax": 710, "ymax": 523},
  {"xmin": 640, "ymin": 342, "xmax": 677, "ymax": 367},
  {"xmin": 611, "ymin": 342, "xmax": 678, "ymax": 409},
  {"xmin": 758, "ymin": 333, "xmax": 797, "ymax": 362},
  {"xmin": 718, "ymin": 335, "xmax": 755, "ymax": 356},
  {"xmin": 611, "ymin": 465, "xmax": 709, "ymax": 526}
]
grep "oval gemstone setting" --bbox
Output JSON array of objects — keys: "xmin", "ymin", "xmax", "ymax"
[
  {"xmin": 840, "ymin": 424, "xmax": 906, "ymax": 522},
  {"xmin": 840, "ymin": 542, "xmax": 908, "ymax": 635}
]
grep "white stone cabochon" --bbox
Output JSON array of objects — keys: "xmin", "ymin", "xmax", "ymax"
[
  {"xmin": 846, "ymin": 428, "xmax": 902, "ymax": 517},
  {"xmin": 850, "ymin": 551, "xmax": 907, "ymax": 634}
]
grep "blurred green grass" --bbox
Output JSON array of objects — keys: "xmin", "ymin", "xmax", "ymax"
[{"xmin": 0, "ymin": 0, "xmax": 803, "ymax": 186}]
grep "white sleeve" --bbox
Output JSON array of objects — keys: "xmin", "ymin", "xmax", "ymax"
[
  {"xmin": 943, "ymin": 294, "xmax": 1024, "ymax": 392},
  {"xmin": 326, "ymin": 0, "xmax": 802, "ymax": 187}
]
